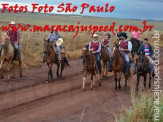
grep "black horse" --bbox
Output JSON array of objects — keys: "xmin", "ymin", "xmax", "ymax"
[
  {"xmin": 135, "ymin": 52, "xmax": 153, "ymax": 91},
  {"xmin": 130, "ymin": 38, "xmax": 141, "ymax": 59}
]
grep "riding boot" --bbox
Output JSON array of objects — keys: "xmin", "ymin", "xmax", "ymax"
[{"xmin": 107, "ymin": 57, "xmax": 114, "ymax": 72}]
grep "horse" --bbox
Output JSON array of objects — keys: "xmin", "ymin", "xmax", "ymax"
[
  {"xmin": 101, "ymin": 44, "xmax": 110, "ymax": 77},
  {"xmin": 112, "ymin": 41, "xmax": 131, "ymax": 91},
  {"xmin": 0, "ymin": 32, "xmax": 22, "ymax": 79},
  {"xmin": 43, "ymin": 38, "xmax": 70, "ymax": 83},
  {"xmin": 135, "ymin": 52, "xmax": 153, "ymax": 91},
  {"xmin": 130, "ymin": 38, "xmax": 141, "ymax": 59},
  {"xmin": 82, "ymin": 47, "xmax": 101, "ymax": 90}
]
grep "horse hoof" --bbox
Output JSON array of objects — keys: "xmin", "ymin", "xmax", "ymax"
[
  {"xmin": 90, "ymin": 87, "xmax": 93, "ymax": 90},
  {"xmin": 46, "ymin": 81, "xmax": 49, "ymax": 84},
  {"xmin": 99, "ymin": 83, "xmax": 101, "ymax": 86},
  {"xmin": 0, "ymin": 76, "xmax": 4, "ymax": 79},
  {"xmin": 124, "ymin": 85, "xmax": 127, "ymax": 88},
  {"xmin": 20, "ymin": 74, "xmax": 23, "ymax": 77},
  {"xmin": 82, "ymin": 88, "xmax": 85, "ymax": 91},
  {"xmin": 118, "ymin": 86, "xmax": 121, "ymax": 89}
]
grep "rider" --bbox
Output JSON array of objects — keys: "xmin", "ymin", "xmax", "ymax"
[
  {"xmin": 138, "ymin": 37, "xmax": 154, "ymax": 73},
  {"xmin": 132, "ymin": 30, "xmax": 142, "ymax": 47},
  {"xmin": 108, "ymin": 32, "xmax": 132, "ymax": 75},
  {"xmin": 102, "ymin": 33, "xmax": 112, "ymax": 57},
  {"xmin": 42, "ymin": 28, "xmax": 62, "ymax": 63},
  {"xmin": 89, "ymin": 34, "xmax": 101, "ymax": 73},
  {"xmin": 7, "ymin": 21, "xmax": 21, "ymax": 60}
]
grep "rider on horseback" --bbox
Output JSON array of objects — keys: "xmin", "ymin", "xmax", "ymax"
[
  {"xmin": 132, "ymin": 30, "xmax": 142, "ymax": 47},
  {"xmin": 138, "ymin": 37, "xmax": 154, "ymax": 73},
  {"xmin": 6, "ymin": 21, "xmax": 21, "ymax": 60},
  {"xmin": 42, "ymin": 28, "xmax": 62, "ymax": 63},
  {"xmin": 102, "ymin": 33, "xmax": 112, "ymax": 57},
  {"xmin": 108, "ymin": 32, "xmax": 132, "ymax": 75},
  {"xmin": 89, "ymin": 34, "xmax": 101, "ymax": 73}
]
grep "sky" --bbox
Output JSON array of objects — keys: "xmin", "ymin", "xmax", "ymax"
[{"xmin": 0, "ymin": 0, "xmax": 163, "ymax": 20}]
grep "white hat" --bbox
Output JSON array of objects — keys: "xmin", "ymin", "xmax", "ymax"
[
  {"xmin": 56, "ymin": 38, "xmax": 63, "ymax": 46},
  {"xmin": 10, "ymin": 21, "xmax": 16, "ymax": 25},
  {"xmin": 93, "ymin": 34, "xmax": 98, "ymax": 38}
]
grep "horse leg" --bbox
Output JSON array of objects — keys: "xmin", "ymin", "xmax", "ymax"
[
  {"xmin": 124, "ymin": 74, "xmax": 128, "ymax": 88},
  {"xmin": 18, "ymin": 56, "xmax": 23, "ymax": 77},
  {"xmin": 0, "ymin": 59, "xmax": 4, "ymax": 79},
  {"xmin": 118, "ymin": 75, "xmax": 121, "ymax": 89},
  {"xmin": 102, "ymin": 64, "xmax": 104, "ymax": 77},
  {"xmin": 149, "ymin": 73, "xmax": 152, "ymax": 89},
  {"xmin": 90, "ymin": 73, "xmax": 93, "ymax": 90},
  {"xmin": 60, "ymin": 61, "xmax": 64, "ymax": 78},
  {"xmin": 47, "ymin": 64, "xmax": 52, "ymax": 83},
  {"xmin": 8, "ymin": 60, "xmax": 13, "ymax": 80},
  {"xmin": 56, "ymin": 63, "xmax": 60, "ymax": 78},
  {"xmin": 114, "ymin": 73, "xmax": 117, "ymax": 91},
  {"xmin": 82, "ymin": 71, "xmax": 87, "ymax": 91},
  {"xmin": 99, "ymin": 66, "xmax": 101, "ymax": 86},
  {"xmin": 136, "ymin": 74, "xmax": 140, "ymax": 91}
]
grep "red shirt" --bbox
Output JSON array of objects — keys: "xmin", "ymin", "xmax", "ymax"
[
  {"xmin": 103, "ymin": 38, "xmax": 110, "ymax": 47},
  {"xmin": 120, "ymin": 40, "xmax": 129, "ymax": 49},
  {"xmin": 91, "ymin": 41, "xmax": 100, "ymax": 53},
  {"xmin": 8, "ymin": 29, "xmax": 19, "ymax": 42}
]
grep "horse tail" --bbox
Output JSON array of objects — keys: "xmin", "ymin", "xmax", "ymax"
[{"xmin": 64, "ymin": 57, "xmax": 70, "ymax": 67}]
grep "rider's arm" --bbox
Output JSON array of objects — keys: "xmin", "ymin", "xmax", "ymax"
[
  {"xmin": 88, "ymin": 42, "xmax": 92, "ymax": 52},
  {"xmin": 128, "ymin": 41, "xmax": 132, "ymax": 52}
]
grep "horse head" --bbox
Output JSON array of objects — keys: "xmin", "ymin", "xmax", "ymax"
[
  {"xmin": 112, "ymin": 42, "xmax": 120, "ymax": 58},
  {"xmin": 43, "ymin": 38, "xmax": 53, "ymax": 54},
  {"xmin": 136, "ymin": 52, "xmax": 148, "ymax": 74},
  {"xmin": 1, "ymin": 32, "xmax": 9, "ymax": 48}
]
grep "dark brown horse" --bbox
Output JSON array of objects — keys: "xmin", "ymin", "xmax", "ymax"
[
  {"xmin": 130, "ymin": 38, "xmax": 141, "ymax": 59},
  {"xmin": 43, "ymin": 39, "xmax": 70, "ymax": 83},
  {"xmin": 101, "ymin": 44, "xmax": 110, "ymax": 77},
  {"xmin": 135, "ymin": 52, "xmax": 154, "ymax": 91},
  {"xmin": 82, "ymin": 47, "xmax": 101, "ymax": 90},
  {"xmin": 112, "ymin": 40, "xmax": 130, "ymax": 91}
]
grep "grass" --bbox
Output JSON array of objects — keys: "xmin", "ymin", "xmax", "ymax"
[{"xmin": 115, "ymin": 89, "xmax": 163, "ymax": 122}]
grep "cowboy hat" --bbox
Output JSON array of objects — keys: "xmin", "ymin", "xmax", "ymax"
[
  {"xmin": 93, "ymin": 34, "xmax": 98, "ymax": 38},
  {"xmin": 56, "ymin": 38, "xmax": 63, "ymax": 46},
  {"xmin": 10, "ymin": 21, "xmax": 16, "ymax": 25}
]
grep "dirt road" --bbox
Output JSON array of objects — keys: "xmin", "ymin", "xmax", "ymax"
[{"xmin": 0, "ymin": 53, "xmax": 162, "ymax": 122}]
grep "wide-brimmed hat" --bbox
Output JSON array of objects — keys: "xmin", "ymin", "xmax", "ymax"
[
  {"xmin": 10, "ymin": 21, "xmax": 16, "ymax": 25},
  {"xmin": 93, "ymin": 34, "xmax": 98, "ymax": 38},
  {"xmin": 56, "ymin": 38, "xmax": 63, "ymax": 46}
]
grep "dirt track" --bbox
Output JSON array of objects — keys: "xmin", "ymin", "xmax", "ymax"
[{"xmin": 0, "ymin": 53, "xmax": 163, "ymax": 122}]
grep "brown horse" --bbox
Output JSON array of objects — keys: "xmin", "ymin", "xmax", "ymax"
[
  {"xmin": 112, "ymin": 40, "xmax": 130, "ymax": 91},
  {"xmin": 130, "ymin": 38, "xmax": 141, "ymax": 59},
  {"xmin": 43, "ymin": 38, "xmax": 69, "ymax": 83},
  {"xmin": 134, "ymin": 52, "xmax": 154, "ymax": 91},
  {"xmin": 0, "ymin": 32, "xmax": 22, "ymax": 79},
  {"xmin": 82, "ymin": 47, "xmax": 101, "ymax": 90},
  {"xmin": 101, "ymin": 44, "xmax": 110, "ymax": 77}
]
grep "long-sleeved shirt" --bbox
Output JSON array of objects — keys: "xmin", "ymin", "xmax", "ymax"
[
  {"xmin": 89, "ymin": 40, "xmax": 101, "ymax": 53},
  {"xmin": 119, "ymin": 40, "xmax": 132, "ymax": 52},
  {"xmin": 48, "ymin": 32, "xmax": 61, "ymax": 42}
]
